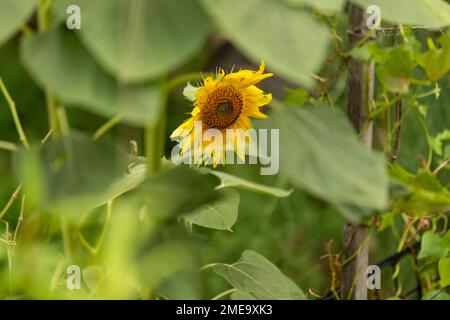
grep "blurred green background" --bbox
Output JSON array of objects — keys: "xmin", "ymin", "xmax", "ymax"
[{"xmin": 0, "ymin": 0, "xmax": 449, "ymax": 299}]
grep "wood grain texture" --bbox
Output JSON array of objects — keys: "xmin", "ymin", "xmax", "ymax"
[{"xmin": 341, "ymin": 1, "xmax": 375, "ymax": 300}]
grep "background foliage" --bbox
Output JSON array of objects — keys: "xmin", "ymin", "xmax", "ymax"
[{"xmin": 0, "ymin": 0, "xmax": 449, "ymax": 299}]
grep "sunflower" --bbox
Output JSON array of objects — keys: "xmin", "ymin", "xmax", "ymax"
[{"xmin": 170, "ymin": 61, "xmax": 273, "ymax": 166}]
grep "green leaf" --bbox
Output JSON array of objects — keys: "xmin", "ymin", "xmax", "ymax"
[
  {"xmin": 98, "ymin": 163, "xmax": 147, "ymax": 206},
  {"xmin": 283, "ymin": 88, "xmax": 310, "ymax": 107},
  {"xmin": 348, "ymin": 46, "xmax": 372, "ymax": 63},
  {"xmin": 200, "ymin": 0, "xmax": 329, "ymax": 88},
  {"xmin": 387, "ymin": 296, "xmax": 402, "ymax": 300},
  {"xmin": 444, "ymin": 145, "xmax": 450, "ymax": 159},
  {"xmin": 214, "ymin": 250, "xmax": 306, "ymax": 300},
  {"xmin": 140, "ymin": 241, "xmax": 198, "ymax": 290},
  {"xmin": 207, "ymin": 170, "xmax": 293, "ymax": 198},
  {"xmin": 376, "ymin": 47, "xmax": 415, "ymax": 94},
  {"xmin": 379, "ymin": 212, "xmax": 396, "ymax": 231},
  {"xmin": 184, "ymin": 189, "xmax": 240, "ymax": 231},
  {"xmin": 20, "ymin": 27, "xmax": 162, "ymax": 126},
  {"xmin": 352, "ymin": 0, "xmax": 450, "ymax": 28},
  {"xmin": 54, "ymin": 0, "xmax": 210, "ymax": 83},
  {"xmin": 418, "ymin": 231, "xmax": 448, "ymax": 259},
  {"xmin": 13, "ymin": 131, "xmax": 128, "ymax": 214},
  {"xmin": 438, "ymin": 258, "xmax": 450, "ymax": 287},
  {"xmin": 82, "ymin": 265, "xmax": 104, "ymax": 292},
  {"xmin": 231, "ymin": 290, "xmax": 257, "ymax": 300},
  {"xmin": 422, "ymin": 289, "xmax": 450, "ymax": 300},
  {"xmin": 284, "ymin": 0, "xmax": 345, "ymax": 13},
  {"xmin": 0, "ymin": 0, "xmax": 37, "ymax": 46},
  {"xmin": 419, "ymin": 31, "xmax": 450, "ymax": 81},
  {"xmin": 442, "ymin": 230, "xmax": 450, "ymax": 250},
  {"xmin": 432, "ymin": 129, "xmax": 450, "ymax": 156},
  {"xmin": 267, "ymin": 107, "xmax": 388, "ymax": 222},
  {"xmin": 389, "ymin": 166, "xmax": 450, "ymax": 216},
  {"xmin": 140, "ymin": 166, "xmax": 219, "ymax": 219}
]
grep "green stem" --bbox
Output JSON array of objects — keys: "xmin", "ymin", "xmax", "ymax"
[
  {"xmin": 0, "ymin": 185, "xmax": 22, "ymax": 220},
  {"xmin": 0, "ymin": 140, "xmax": 18, "ymax": 152},
  {"xmin": 165, "ymin": 72, "xmax": 203, "ymax": 93},
  {"xmin": 45, "ymin": 89, "xmax": 59, "ymax": 134},
  {"xmin": 416, "ymin": 112, "xmax": 433, "ymax": 168},
  {"xmin": 199, "ymin": 263, "xmax": 219, "ymax": 272},
  {"xmin": 144, "ymin": 72, "xmax": 202, "ymax": 175},
  {"xmin": 145, "ymin": 123, "xmax": 162, "ymax": 175},
  {"xmin": 38, "ymin": 1, "xmax": 60, "ymax": 137},
  {"xmin": 57, "ymin": 105, "xmax": 70, "ymax": 135},
  {"xmin": 60, "ymin": 215, "xmax": 74, "ymax": 262},
  {"xmin": 37, "ymin": 0, "xmax": 52, "ymax": 32},
  {"xmin": 13, "ymin": 195, "xmax": 26, "ymax": 243},
  {"xmin": 0, "ymin": 78, "xmax": 30, "ymax": 149},
  {"xmin": 93, "ymin": 114, "xmax": 123, "ymax": 140}
]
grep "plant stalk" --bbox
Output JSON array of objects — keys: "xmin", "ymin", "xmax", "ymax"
[{"xmin": 341, "ymin": 2, "xmax": 375, "ymax": 300}]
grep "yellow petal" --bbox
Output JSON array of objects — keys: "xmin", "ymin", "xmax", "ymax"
[
  {"xmin": 245, "ymin": 92, "xmax": 272, "ymax": 107},
  {"xmin": 245, "ymin": 105, "xmax": 269, "ymax": 119},
  {"xmin": 170, "ymin": 116, "xmax": 195, "ymax": 138},
  {"xmin": 224, "ymin": 61, "xmax": 273, "ymax": 88}
]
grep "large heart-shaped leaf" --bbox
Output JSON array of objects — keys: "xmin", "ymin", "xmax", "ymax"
[
  {"xmin": 20, "ymin": 27, "xmax": 162, "ymax": 126},
  {"xmin": 54, "ymin": 0, "xmax": 210, "ymax": 83},
  {"xmin": 0, "ymin": 0, "xmax": 37, "ymax": 46},
  {"xmin": 352, "ymin": 0, "xmax": 450, "ymax": 28},
  {"xmin": 139, "ymin": 166, "xmax": 219, "ymax": 219},
  {"xmin": 267, "ymin": 107, "xmax": 388, "ymax": 222},
  {"xmin": 13, "ymin": 131, "xmax": 128, "ymax": 213},
  {"xmin": 214, "ymin": 250, "xmax": 306, "ymax": 300},
  {"xmin": 201, "ymin": 0, "xmax": 329, "ymax": 88},
  {"xmin": 284, "ymin": 0, "xmax": 345, "ymax": 13}
]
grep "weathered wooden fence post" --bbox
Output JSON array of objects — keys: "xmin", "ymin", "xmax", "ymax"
[{"xmin": 341, "ymin": 2, "xmax": 375, "ymax": 300}]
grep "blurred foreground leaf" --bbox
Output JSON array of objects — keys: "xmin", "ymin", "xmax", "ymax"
[
  {"xmin": 95, "ymin": 199, "xmax": 202, "ymax": 298},
  {"xmin": 284, "ymin": 0, "xmax": 345, "ymax": 13},
  {"xmin": 140, "ymin": 166, "xmax": 219, "ymax": 219},
  {"xmin": 13, "ymin": 131, "xmax": 128, "ymax": 214},
  {"xmin": 0, "ymin": 0, "xmax": 37, "ymax": 46},
  {"xmin": 214, "ymin": 250, "xmax": 306, "ymax": 299},
  {"xmin": 20, "ymin": 27, "xmax": 162, "ymax": 126}
]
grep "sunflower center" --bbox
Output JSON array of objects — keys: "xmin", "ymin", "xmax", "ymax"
[{"xmin": 201, "ymin": 85, "xmax": 243, "ymax": 129}]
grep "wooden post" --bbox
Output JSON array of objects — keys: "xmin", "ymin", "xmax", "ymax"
[{"xmin": 341, "ymin": 2, "xmax": 375, "ymax": 300}]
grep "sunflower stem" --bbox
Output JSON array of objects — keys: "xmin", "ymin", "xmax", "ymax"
[
  {"xmin": 145, "ymin": 123, "xmax": 161, "ymax": 175},
  {"xmin": 145, "ymin": 101, "xmax": 167, "ymax": 176},
  {"xmin": 165, "ymin": 72, "xmax": 203, "ymax": 93}
]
